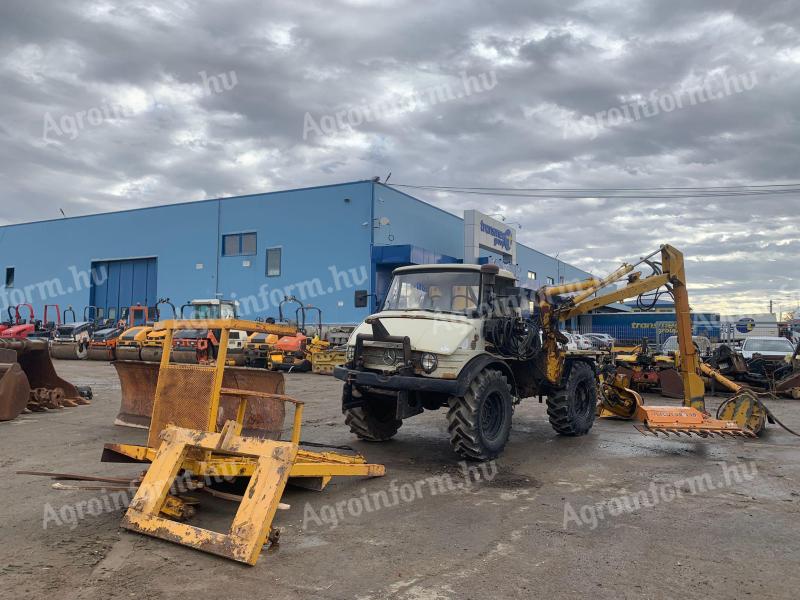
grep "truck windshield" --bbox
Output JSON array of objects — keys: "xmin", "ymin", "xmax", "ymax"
[{"xmin": 383, "ymin": 271, "xmax": 481, "ymax": 314}]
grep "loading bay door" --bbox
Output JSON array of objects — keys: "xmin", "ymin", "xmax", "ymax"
[{"xmin": 90, "ymin": 258, "xmax": 157, "ymax": 321}]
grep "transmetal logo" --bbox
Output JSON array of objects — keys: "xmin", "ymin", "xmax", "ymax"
[{"xmin": 479, "ymin": 220, "xmax": 513, "ymax": 252}]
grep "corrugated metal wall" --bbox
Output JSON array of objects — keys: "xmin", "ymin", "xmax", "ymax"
[{"xmin": 89, "ymin": 257, "xmax": 157, "ymax": 320}]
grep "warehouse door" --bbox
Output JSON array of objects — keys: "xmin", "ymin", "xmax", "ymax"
[{"xmin": 90, "ymin": 258, "xmax": 157, "ymax": 322}]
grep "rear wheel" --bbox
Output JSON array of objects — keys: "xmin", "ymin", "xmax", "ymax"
[
  {"xmin": 547, "ymin": 361, "xmax": 596, "ymax": 436},
  {"xmin": 345, "ymin": 394, "xmax": 402, "ymax": 441},
  {"xmin": 446, "ymin": 369, "xmax": 513, "ymax": 461}
]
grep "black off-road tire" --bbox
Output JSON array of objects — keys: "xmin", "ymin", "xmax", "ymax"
[
  {"xmin": 345, "ymin": 395, "xmax": 402, "ymax": 441},
  {"xmin": 547, "ymin": 361, "xmax": 597, "ymax": 436},
  {"xmin": 446, "ymin": 369, "xmax": 513, "ymax": 461}
]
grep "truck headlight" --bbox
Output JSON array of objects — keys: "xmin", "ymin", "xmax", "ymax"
[
  {"xmin": 346, "ymin": 345, "xmax": 355, "ymax": 361},
  {"xmin": 421, "ymin": 352, "xmax": 438, "ymax": 373}
]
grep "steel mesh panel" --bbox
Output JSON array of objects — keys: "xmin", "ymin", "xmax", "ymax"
[{"xmin": 147, "ymin": 364, "xmax": 218, "ymax": 448}]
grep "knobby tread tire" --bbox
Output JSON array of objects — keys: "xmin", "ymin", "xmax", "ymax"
[{"xmin": 546, "ymin": 361, "xmax": 597, "ymax": 436}]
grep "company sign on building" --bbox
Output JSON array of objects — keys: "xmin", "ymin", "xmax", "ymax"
[{"xmin": 464, "ymin": 209, "xmax": 516, "ymax": 264}]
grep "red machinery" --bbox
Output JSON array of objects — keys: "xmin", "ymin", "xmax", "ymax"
[
  {"xmin": 28, "ymin": 304, "xmax": 62, "ymax": 340},
  {"xmin": 1, "ymin": 304, "xmax": 37, "ymax": 339}
]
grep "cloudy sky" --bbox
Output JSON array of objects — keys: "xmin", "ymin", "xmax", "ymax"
[{"xmin": 1, "ymin": 0, "xmax": 798, "ymax": 315}]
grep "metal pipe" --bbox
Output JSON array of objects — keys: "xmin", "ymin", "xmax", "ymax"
[{"xmin": 570, "ymin": 263, "xmax": 635, "ymax": 305}]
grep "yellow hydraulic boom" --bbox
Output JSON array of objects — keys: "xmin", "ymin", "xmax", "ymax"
[{"xmin": 537, "ymin": 245, "xmax": 756, "ymax": 437}]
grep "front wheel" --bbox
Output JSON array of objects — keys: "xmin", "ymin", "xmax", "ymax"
[
  {"xmin": 547, "ymin": 361, "xmax": 597, "ymax": 436},
  {"xmin": 446, "ymin": 369, "xmax": 513, "ymax": 461},
  {"xmin": 344, "ymin": 394, "xmax": 402, "ymax": 441}
]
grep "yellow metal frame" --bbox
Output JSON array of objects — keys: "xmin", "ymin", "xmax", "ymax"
[
  {"xmin": 122, "ymin": 425, "xmax": 297, "ymax": 565},
  {"xmin": 107, "ymin": 318, "xmax": 385, "ymax": 487}
]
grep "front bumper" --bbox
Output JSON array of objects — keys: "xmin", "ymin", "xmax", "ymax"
[{"xmin": 334, "ymin": 366, "xmax": 460, "ymax": 394}]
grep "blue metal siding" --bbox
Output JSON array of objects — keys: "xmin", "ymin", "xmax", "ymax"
[
  {"xmin": 0, "ymin": 180, "xmax": 592, "ymax": 326},
  {"xmin": 372, "ymin": 184, "xmax": 464, "ymax": 258},
  {"xmin": 216, "ymin": 181, "xmax": 373, "ymax": 323},
  {"xmin": 90, "ymin": 257, "xmax": 158, "ymax": 318}
]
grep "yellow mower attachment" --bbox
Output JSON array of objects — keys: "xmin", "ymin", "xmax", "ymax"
[{"xmin": 599, "ymin": 369, "xmax": 756, "ymax": 438}]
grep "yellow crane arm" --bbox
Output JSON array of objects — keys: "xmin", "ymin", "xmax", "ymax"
[{"xmin": 537, "ymin": 245, "xmax": 705, "ymax": 410}]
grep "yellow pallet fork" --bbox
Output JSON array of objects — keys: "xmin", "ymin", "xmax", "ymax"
[{"xmin": 105, "ymin": 318, "xmax": 384, "ymax": 563}]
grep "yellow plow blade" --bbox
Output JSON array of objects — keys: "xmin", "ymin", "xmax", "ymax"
[{"xmin": 112, "ymin": 359, "xmax": 286, "ymax": 436}]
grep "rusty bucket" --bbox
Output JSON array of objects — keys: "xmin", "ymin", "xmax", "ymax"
[{"xmin": 112, "ymin": 360, "xmax": 286, "ymax": 438}]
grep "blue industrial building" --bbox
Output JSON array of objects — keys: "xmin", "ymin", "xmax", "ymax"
[{"xmin": 0, "ymin": 180, "xmax": 591, "ymax": 325}]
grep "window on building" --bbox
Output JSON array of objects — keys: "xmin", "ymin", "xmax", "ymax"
[
  {"xmin": 527, "ymin": 270, "xmax": 536, "ymax": 281},
  {"xmin": 5, "ymin": 267, "xmax": 14, "ymax": 288},
  {"xmin": 241, "ymin": 233, "xmax": 257, "ymax": 255},
  {"xmin": 222, "ymin": 232, "xmax": 257, "ymax": 256},
  {"xmin": 266, "ymin": 247, "xmax": 281, "ymax": 277},
  {"xmin": 546, "ymin": 276, "xmax": 555, "ymax": 285}
]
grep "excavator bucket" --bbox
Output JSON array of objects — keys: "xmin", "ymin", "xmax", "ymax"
[
  {"xmin": 658, "ymin": 368, "xmax": 685, "ymax": 399},
  {"xmin": 112, "ymin": 359, "xmax": 286, "ymax": 436},
  {"xmin": 0, "ymin": 349, "xmax": 30, "ymax": 421},
  {"xmin": 0, "ymin": 339, "xmax": 86, "ymax": 420}
]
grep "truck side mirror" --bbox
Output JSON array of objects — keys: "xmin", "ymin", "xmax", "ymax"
[{"xmin": 354, "ymin": 290, "xmax": 369, "ymax": 308}]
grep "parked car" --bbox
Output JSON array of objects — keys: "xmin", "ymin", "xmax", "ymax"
[
  {"xmin": 560, "ymin": 332, "xmax": 578, "ymax": 351},
  {"xmin": 740, "ymin": 336, "xmax": 795, "ymax": 360},
  {"xmin": 660, "ymin": 335, "xmax": 712, "ymax": 356},
  {"xmin": 573, "ymin": 333, "xmax": 593, "ymax": 350},
  {"xmin": 583, "ymin": 333, "xmax": 615, "ymax": 349},
  {"xmin": 561, "ymin": 332, "xmax": 591, "ymax": 351}
]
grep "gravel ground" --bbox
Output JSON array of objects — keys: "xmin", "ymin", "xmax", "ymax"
[{"xmin": 1, "ymin": 359, "xmax": 799, "ymax": 599}]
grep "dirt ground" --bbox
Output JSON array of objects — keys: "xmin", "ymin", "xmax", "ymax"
[{"xmin": 2, "ymin": 359, "xmax": 800, "ymax": 600}]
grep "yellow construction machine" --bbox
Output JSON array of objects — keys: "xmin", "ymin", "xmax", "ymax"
[
  {"xmin": 138, "ymin": 299, "xmax": 177, "ymax": 362},
  {"xmin": 114, "ymin": 300, "xmax": 177, "ymax": 362}
]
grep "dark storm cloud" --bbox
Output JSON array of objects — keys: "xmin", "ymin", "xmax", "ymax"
[{"xmin": 0, "ymin": 0, "xmax": 798, "ymax": 313}]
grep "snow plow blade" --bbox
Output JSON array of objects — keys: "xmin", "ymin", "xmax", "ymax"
[{"xmin": 112, "ymin": 359, "xmax": 286, "ymax": 437}]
